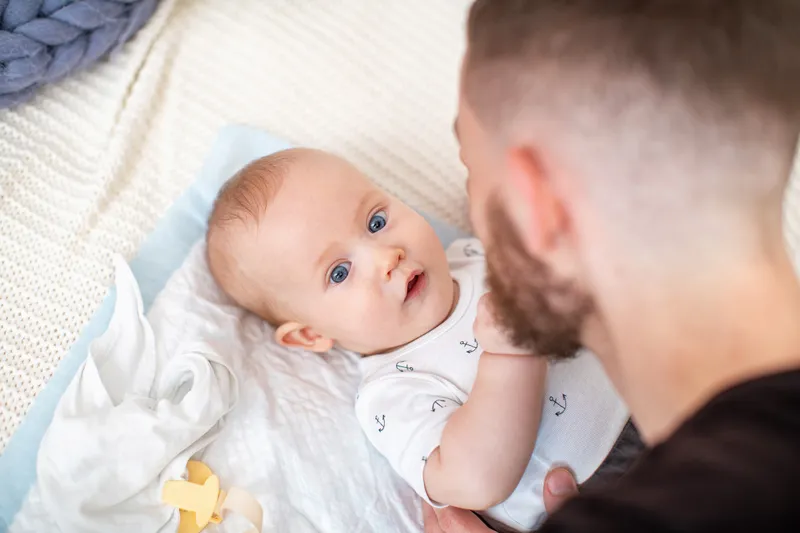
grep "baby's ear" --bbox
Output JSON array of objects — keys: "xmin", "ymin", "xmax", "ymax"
[{"xmin": 274, "ymin": 322, "xmax": 335, "ymax": 353}]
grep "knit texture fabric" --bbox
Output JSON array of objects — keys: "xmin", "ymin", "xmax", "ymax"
[
  {"xmin": 0, "ymin": 0, "xmax": 474, "ymax": 450},
  {"xmin": 0, "ymin": 0, "xmax": 159, "ymax": 109},
  {"xmin": 0, "ymin": 0, "xmax": 798, "ymax": 452}
]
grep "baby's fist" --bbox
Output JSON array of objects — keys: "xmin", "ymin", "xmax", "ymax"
[{"xmin": 473, "ymin": 293, "xmax": 532, "ymax": 355}]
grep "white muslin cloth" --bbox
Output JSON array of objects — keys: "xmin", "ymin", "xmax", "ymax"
[
  {"xmin": 35, "ymin": 257, "xmax": 239, "ymax": 533},
  {"xmin": 12, "ymin": 242, "xmax": 439, "ymax": 533}
]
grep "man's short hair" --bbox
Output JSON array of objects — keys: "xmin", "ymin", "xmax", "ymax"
[
  {"xmin": 465, "ymin": 0, "xmax": 800, "ymax": 140},
  {"xmin": 464, "ymin": 1, "xmax": 800, "ymax": 210}
]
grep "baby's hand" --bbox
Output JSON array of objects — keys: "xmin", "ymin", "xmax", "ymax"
[{"xmin": 473, "ymin": 293, "xmax": 533, "ymax": 355}]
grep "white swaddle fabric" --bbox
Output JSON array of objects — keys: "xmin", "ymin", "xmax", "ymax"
[
  {"xmin": 149, "ymin": 244, "xmax": 422, "ymax": 533},
  {"xmin": 14, "ymin": 244, "xmax": 421, "ymax": 533},
  {"xmin": 35, "ymin": 257, "xmax": 239, "ymax": 533}
]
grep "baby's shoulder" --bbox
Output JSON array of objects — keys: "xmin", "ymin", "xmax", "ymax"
[
  {"xmin": 447, "ymin": 238, "xmax": 488, "ymax": 298},
  {"xmin": 446, "ymin": 238, "xmax": 485, "ymax": 262}
]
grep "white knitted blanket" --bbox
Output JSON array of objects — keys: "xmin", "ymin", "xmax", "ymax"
[{"xmin": 0, "ymin": 0, "xmax": 798, "ymax": 452}]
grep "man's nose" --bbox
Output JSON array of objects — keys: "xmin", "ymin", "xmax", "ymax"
[{"xmin": 375, "ymin": 247, "xmax": 405, "ymax": 281}]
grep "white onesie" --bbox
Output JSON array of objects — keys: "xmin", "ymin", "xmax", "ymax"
[{"xmin": 355, "ymin": 238, "xmax": 629, "ymax": 532}]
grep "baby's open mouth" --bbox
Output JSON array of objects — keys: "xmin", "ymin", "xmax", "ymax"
[{"xmin": 404, "ymin": 271, "xmax": 426, "ymax": 302}]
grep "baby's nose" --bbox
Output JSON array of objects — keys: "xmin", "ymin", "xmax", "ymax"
[{"xmin": 376, "ymin": 247, "xmax": 405, "ymax": 281}]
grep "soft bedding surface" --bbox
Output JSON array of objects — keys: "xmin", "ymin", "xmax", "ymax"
[
  {"xmin": 16, "ymin": 243, "xmax": 423, "ymax": 533},
  {"xmin": 1, "ymin": 0, "xmax": 799, "ymax": 507},
  {"xmin": 4, "ymin": 125, "xmax": 467, "ymax": 532},
  {"xmin": 0, "ymin": 0, "xmax": 476, "ymax": 450}
]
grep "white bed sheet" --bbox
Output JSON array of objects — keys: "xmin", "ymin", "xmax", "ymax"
[
  {"xmin": 7, "ymin": 124, "xmax": 467, "ymax": 533},
  {"xmin": 0, "ymin": 0, "xmax": 474, "ymax": 451}
]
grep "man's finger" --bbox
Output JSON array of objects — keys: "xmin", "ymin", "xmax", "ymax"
[
  {"xmin": 423, "ymin": 503, "xmax": 444, "ymax": 533},
  {"xmin": 433, "ymin": 506, "xmax": 492, "ymax": 533},
  {"xmin": 543, "ymin": 467, "xmax": 579, "ymax": 514}
]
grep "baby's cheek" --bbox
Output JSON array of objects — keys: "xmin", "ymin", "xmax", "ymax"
[
  {"xmin": 311, "ymin": 293, "xmax": 361, "ymax": 330},
  {"xmin": 348, "ymin": 291, "xmax": 390, "ymax": 324}
]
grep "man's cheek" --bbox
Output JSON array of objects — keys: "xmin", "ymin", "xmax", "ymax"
[{"xmin": 467, "ymin": 194, "xmax": 490, "ymax": 244}]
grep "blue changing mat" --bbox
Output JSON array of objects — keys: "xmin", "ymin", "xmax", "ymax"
[{"xmin": 0, "ymin": 125, "xmax": 468, "ymax": 531}]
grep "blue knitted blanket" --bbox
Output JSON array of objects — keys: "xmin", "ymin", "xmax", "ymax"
[{"xmin": 0, "ymin": 0, "xmax": 158, "ymax": 109}]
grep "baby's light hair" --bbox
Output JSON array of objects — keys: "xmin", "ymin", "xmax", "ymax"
[{"xmin": 206, "ymin": 150, "xmax": 300, "ymax": 324}]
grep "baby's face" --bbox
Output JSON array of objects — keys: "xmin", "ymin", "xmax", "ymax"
[{"xmin": 240, "ymin": 152, "xmax": 455, "ymax": 354}]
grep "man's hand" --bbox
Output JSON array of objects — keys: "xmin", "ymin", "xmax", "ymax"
[
  {"xmin": 423, "ymin": 500, "xmax": 485, "ymax": 533},
  {"xmin": 423, "ymin": 467, "xmax": 579, "ymax": 532},
  {"xmin": 542, "ymin": 467, "xmax": 579, "ymax": 513},
  {"xmin": 473, "ymin": 293, "xmax": 531, "ymax": 355}
]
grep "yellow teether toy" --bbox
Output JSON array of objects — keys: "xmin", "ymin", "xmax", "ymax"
[
  {"xmin": 162, "ymin": 461, "xmax": 224, "ymax": 533},
  {"xmin": 162, "ymin": 460, "xmax": 262, "ymax": 533}
]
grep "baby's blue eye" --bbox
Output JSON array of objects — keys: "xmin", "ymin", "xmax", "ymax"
[
  {"xmin": 368, "ymin": 210, "xmax": 388, "ymax": 233},
  {"xmin": 329, "ymin": 262, "xmax": 351, "ymax": 284}
]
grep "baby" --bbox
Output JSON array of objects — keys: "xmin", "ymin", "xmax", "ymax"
[{"xmin": 206, "ymin": 148, "xmax": 631, "ymax": 532}]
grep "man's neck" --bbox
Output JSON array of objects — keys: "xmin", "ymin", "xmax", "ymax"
[{"xmin": 597, "ymin": 252, "xmax": 800, "ymax": 445}]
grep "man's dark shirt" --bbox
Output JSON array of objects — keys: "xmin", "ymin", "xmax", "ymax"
[{"xmin": 542, "ymin": 369, "xmax": 800, "ymax": 532}]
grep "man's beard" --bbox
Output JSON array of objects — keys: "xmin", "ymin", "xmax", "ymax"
[{"xmin": 485, "ymin": 196, "xmax": 594, "ymax": 361}]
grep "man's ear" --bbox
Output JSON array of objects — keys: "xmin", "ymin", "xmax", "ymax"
[
  {"xmin": 506, "ymin": 146, "xmax": 569, "ymax": 255},
  {"xmin": 274, "ymin": 322, "xmax": 335, "ymax": 353}
]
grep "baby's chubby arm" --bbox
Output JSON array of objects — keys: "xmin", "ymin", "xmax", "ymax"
[{"xmin": 423, "ymin": 293, "xmax": 547, "ymax": 511}]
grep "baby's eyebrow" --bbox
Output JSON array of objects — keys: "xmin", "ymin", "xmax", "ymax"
[
  {"xmin": 315, "ymin": 241, "xmax": 339, "ymax": 273},
  {"xmin": 354, "ymin": 190, "xmax": 382, "ymax": 228}
]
